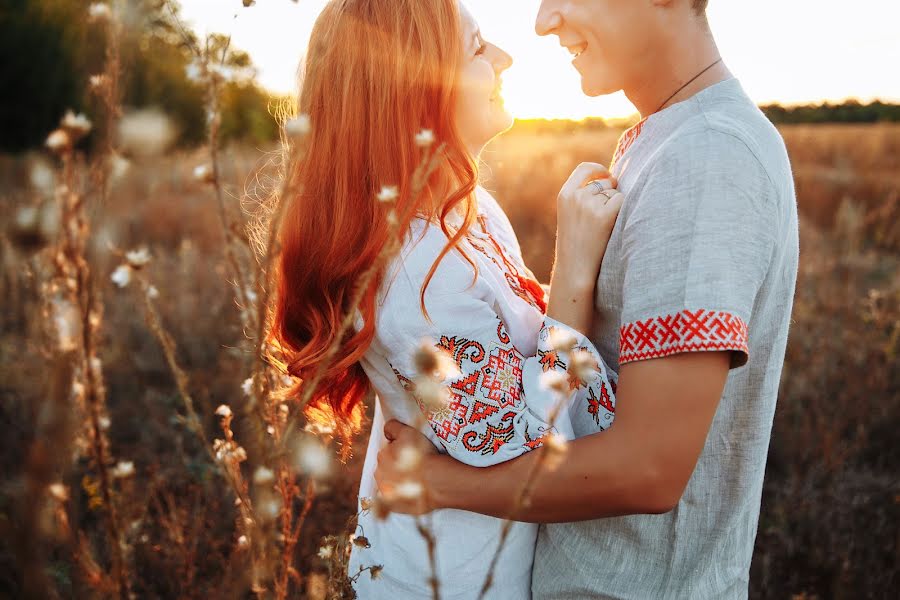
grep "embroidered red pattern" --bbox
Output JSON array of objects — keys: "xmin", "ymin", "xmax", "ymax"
[
  {"xmin": 611, "ymin": 117, "xmax": 647, "ymax": 166},
  {"xmin": 586, "ymin": 382, "xmax": 615, "ymax": 426},
  {"xmin": 480, "ymin": 346, "xmax": 524, "ymax": 408},
  {"xmin": 619, "ymin": 309, "xmax": 749, "ymax": 365},
  {"xmin": 390, "ymin": 317, "xmax": 551, "ymax": 456},
  {"xmin": 470, "ymin": 214, "xmax": 548, "ymax": 314}
]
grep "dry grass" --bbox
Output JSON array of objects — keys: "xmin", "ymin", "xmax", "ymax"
[{"xmin": 1, "ymin": 119, "xmax": 897, "ymax": 599}]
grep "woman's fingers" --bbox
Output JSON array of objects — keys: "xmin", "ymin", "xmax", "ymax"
[{"xmin": 560, "ymin": 162, "xmax": 612, "ymax": 198}]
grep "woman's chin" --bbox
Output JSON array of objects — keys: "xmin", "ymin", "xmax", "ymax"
[{"xmin": 491, "ymin": 105, "xmax": 515, "ymax": 135}]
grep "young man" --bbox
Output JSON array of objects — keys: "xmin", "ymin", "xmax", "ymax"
[{"xmin": 375, "ymin": 1, "xmax": 799, "ymax": 597}]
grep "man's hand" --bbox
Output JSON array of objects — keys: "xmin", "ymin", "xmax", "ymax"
[{"xmin": 374, "ymin": 420, "xmax": 440, "ymax": 515}]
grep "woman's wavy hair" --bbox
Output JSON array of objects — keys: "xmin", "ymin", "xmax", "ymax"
[{"xmin": 264, "ymin": 0, "xmax": 480, "ymax": 447}]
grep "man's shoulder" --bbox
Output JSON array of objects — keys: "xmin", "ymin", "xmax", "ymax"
[{"xmin": 654, "ymin": 88, "xmax": 792, "ymax": 188}]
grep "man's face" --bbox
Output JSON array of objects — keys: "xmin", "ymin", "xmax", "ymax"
[{"xmin": 535, "ymin": 0, "xmax": 658, "ymax": 97}]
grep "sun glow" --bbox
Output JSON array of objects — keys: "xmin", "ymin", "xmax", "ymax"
[{"xmin": 177, "ymin": 0, "xmax": 900, "ymax": 120}]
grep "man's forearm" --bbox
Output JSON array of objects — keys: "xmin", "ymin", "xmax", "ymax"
[
  {"xmin": 424, "ymin": 425, "xmax": 675, "ymax": 523},
  {"xmin": 422, "ymin": 353, "xmax": 730, "ymax": 522}
]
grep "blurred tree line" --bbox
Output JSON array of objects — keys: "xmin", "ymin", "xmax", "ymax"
[
  {"xmin": 761, "ymin": 100, "xmax": 900, "ymax": 124},
  {"xmin": 0, "ymin": 0, "xmax": 287, "ymax": 154}
]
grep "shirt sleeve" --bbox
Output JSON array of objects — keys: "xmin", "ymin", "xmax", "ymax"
[
  {"xmin": 378, "ymin": 226, "xmax": 616, "ymax": 467},
  {"xmin": 618, "ymin": 128, "xmax": 779, "ymax": 369}
]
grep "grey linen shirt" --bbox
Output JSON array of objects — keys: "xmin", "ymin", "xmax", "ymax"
[{"xmin": 532, "ymin": 78, "xmax": 799, "ymax": 598}]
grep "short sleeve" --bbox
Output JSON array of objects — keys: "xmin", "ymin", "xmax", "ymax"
[
  {"xmin": 618, "ymin": 129, "xmax": 778, "ymax": 369},
  {"xmin": 377, "ymin": 225, "xmax": 617, "ymax": 467}
]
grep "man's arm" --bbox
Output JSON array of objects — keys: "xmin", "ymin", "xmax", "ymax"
[{"xmin": 378, "ymin": 349, "xmax": 731, "ymax": 522}]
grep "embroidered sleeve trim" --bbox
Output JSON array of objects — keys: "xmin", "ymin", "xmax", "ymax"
[{"xmin": 619, "ymin": 309, "xmax": 749, "ymax": 365}]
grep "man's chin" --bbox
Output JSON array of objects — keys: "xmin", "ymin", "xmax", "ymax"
[{"xmin": 579, "ymin": 74, "xmax": 618, "ymax": 97}]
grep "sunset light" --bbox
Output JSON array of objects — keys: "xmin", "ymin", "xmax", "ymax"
[{"xmin": 177, "ymin": 0, "xmax": 900, "ymax": 119}]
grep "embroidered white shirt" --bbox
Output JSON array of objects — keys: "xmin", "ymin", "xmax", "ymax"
[{"xmin": 348, "ymin": 186, "xmax": 617, "ymax": 599}]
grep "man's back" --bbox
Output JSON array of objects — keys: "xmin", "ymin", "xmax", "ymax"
[{"xmin": 533, "ymin": 78, "xmax": 799, "ymax": 599}]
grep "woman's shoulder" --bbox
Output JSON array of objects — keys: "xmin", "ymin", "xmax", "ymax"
[
  {"xmin": 379, "ymin": 217, "xmax": 488, "ymax": 314},
  {"xmin": 474, "ymin": 185, "xmax": 525, "ymax": 262}
]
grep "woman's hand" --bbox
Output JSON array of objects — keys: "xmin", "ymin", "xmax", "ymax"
[
  {"xmin": 547, "ymin": 163, "xmax": 624, "ymax": 335},
  {"xmin": 555, "ymin": 162, "xmax": 624, "ymax": 286}
]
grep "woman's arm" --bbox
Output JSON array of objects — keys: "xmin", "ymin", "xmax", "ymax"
[
  {"xmin": 375, "ymin": 225, "xmax": 618, "ymax": 473},
  {"xmin": 546, "ymin": 162, "xmax": 622, "ymax": 335},
  {"xmin": 377, "ymin": 350, "xmax": 731, "ymax": 521}
]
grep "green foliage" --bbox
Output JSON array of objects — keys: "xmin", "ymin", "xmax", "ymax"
[
  {"xmin": 0, "ymin": 0, "xmax": 282, "ymax": 153},
  {"xmin": 762, "ymin": 99, "xmax": 900, "ymax": 124},
  {"xmin": 0, "ymin": 0, "xmax": 88, "ymax": 152}
]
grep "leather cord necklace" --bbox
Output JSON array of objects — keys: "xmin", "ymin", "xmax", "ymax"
[{"xmin": 655, "ymin": 57, "xmax": 723, "ymax": 114}]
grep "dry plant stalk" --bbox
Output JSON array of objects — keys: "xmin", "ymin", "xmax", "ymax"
[
  {"xmin": 476, "ymin": 349, "xmax": 579, "ymax": 600},
  {"xmin": 23, "ymin": 3, "xmax": 138, "ymax": 594}
]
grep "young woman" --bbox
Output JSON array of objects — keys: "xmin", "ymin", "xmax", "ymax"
[{"xmin": 269, "ymin": 1, "xmax": 624, "ymax": 597}]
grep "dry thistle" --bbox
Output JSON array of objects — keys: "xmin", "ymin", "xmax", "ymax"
[
  {"xmin": 376, "ymin": 185, "xmax": 399, "ymax": 203},
  {"xmin": 193, "ymin": 164, "xmax": 215, "ymax": 184},
  {"xmin": 117, "ymin": 108, "xmax": 176, "ymax": 158},
  {"xmin": 252, "ymin": 467, "xmax": 275, "ymax": 486},
  {"xmin": 110, "ymin": 265, "xmax": 131, "ymax": 288},
  {"xmin": 293, "ymin": 437, "xmax": 333, "ymax": 480},
  {"xmin": 110, "ymin": 461, "xmax": 135, "ymax": 479},
  {"xmin": 44, "ymin": 130, "xmax": 71, "ymax": 155},
  {"xmin": 543, "ymin": 432, "xmax": 568, "ymax": 471},
  {"xmin": 412, "ymin": 376, "xmax": 451, "ymax": 412},
  {"xmin": 285, "ymin": 114, "xmax": 311, "ymax": 138},
  {"xmin": 539, "ymin": 370, "xmax": 569, "ymax": 395},
  {"xmin": 61, "ymin": 110, "xmax": 92, "ymax": 140},
  {"xmin": 87, "ymin": 3, "xmax": 111, "ymax": 22},
  {"xmin": 125, "ymin": 247, "xmax": 151, "ymax": 268},
  {"xmin": 394, "ymin": 444, "xmax": 423, "ymax": 473},
  {"xmin": 415, "ymin": 129, "xmax": 436, "ymax": 148},
  {"xmin": 548, "ymin": 326, "xmax": 578, "ymax": 352}
]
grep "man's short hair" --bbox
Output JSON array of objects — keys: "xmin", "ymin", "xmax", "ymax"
[{"xmin": 693, "ymin": 0, "xmax": 708, "ymax": 13}]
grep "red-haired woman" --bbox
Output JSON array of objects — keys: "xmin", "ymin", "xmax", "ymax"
[{"xmin": 269, "ymin": 1, "xmax": 623, "ymax": 596}]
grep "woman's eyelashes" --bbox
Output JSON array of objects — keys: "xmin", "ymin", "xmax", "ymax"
[{"xmin": 473, "ymin": 32, "xmax": 487, "ymax": 57}]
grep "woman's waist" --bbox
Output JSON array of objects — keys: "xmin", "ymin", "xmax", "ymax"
[{"xmin": 351, "ymin": 506, "xmax": 537, "ymax": 592}]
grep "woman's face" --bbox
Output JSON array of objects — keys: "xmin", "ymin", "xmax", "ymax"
[{"xmin": 453, "ymin": 3, "xmax": 514, "ymax": 156}]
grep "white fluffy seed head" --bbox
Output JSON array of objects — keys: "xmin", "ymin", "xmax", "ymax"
[
  {"xmin": 393, "ymin": 480, "xmax": 424, "ymax": 501},
  {"xmin": 61, "ymin": 110, "xmax": 92, "ymax": 139},
  {"xmin": 285, "ymin": 114, "xmax": 311, "ymax": 138},
  {"xmin": 45, "ymin": 129, "xmax": 71, "ymax": 154},
  {"xmin": 125, "ymin": 247, "xmax": 151, "ymax": 267},
  {"xmin": 294, "ymin": 438, "xmax": 332, "ymax": 479},
  {"xmin": 415, "ymin": 129, "xmax": 435, "ymax": 147},
  {"xmin": 395, "ymin": 444, "xmax": 423, "ymax": 473},
  {"xmin": 376, "ymin": 185, "xmax": 399, "ymax": 203},
  {"xmin": 193, "ymin": 164, "xmax": 215, "ymax": 184},
  {"xmin": 110, "ymin": 264, "xmax": 132, "ymax": 288},
  {"xmin": 111, "ymin": 461, "xmax": 135, "ymax": 478},
  {"xmin": 252, "ymin": 466, "xmax": 275, "ymax": 486},
  {"xmin": 539, "ymin": 370, "xmax": 568, "ymax": 394},
  {"xmin": 118, "ymin": 108, "xmax": 177, "ymax": 158},
  {"xmin": 413, "ymin": 376, "xmax": 450, "ymax": 412},
  {"xmin": 88, "ymin": 3, "xmax": 111, "ymax": 22},
  {"xmin": 548, "ymin": 327, "xmax": 578, "ymax": 352}
]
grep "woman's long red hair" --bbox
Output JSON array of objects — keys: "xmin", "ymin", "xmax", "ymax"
[{"xmin": 266, "ymin": 0, "xmax": 480, "ymax": 447}]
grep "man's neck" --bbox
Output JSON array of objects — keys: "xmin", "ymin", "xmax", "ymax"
[{"xmin": 625, "ymin": 22, "xmax": 731, "ymax": 118}]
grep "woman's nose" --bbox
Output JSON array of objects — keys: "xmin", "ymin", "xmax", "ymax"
[{"xmin": 494, "ymin": 47, "xmax": 513, "ymax": 72}]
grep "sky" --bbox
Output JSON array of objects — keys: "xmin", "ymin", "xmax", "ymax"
[{"xmin": 177, "ymin": 0, "xmax": 900, "ymax": 120}]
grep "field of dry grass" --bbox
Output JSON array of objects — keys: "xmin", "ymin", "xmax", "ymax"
[{"xmin": 1, "ymin": 122, "xmax": 898, "ymax": 598}]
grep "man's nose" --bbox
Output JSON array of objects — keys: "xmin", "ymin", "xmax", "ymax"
[{"xmin": 535, "ymin": 1, "xmax": 563, "ymax": 36}]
